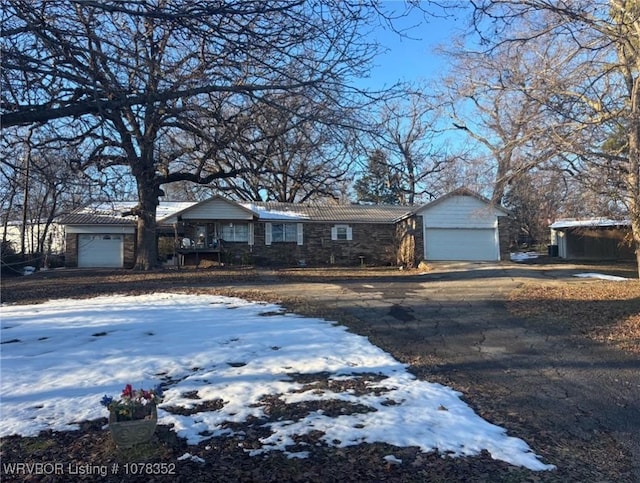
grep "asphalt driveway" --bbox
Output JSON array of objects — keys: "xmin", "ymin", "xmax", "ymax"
[{"xmin": 242, "ymin": 260, "xmax": 640, "ymax": 482}]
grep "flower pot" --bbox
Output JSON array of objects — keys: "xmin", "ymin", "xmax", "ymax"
[{"xmin": 108, "ymin": 406, "xmax": 157, "ymax": 447}]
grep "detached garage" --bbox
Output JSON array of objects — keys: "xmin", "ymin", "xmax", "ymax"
[{"xmin": 417, "ymin": 188, "xmax": 512, "ymax": 262}]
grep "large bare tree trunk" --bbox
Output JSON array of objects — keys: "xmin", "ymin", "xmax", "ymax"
[
  {"xmin": 134, "ymin": 182, "xmax": 159, "ymax": 271},
  {"xmin": 133, "ymin": 143, "xmax": 161, "ymax": 270},
  {"xmin": 628, "ymin": 78, "xmax": 640, "ymax": 279},
  {"xmin": 617, "ymin": 11, "xmax": 640, "ymax": 279}
]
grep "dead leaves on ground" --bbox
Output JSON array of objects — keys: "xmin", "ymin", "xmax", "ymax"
[{"xmin": 508, "ymin": 281, "xmax": 640, "ymax": 354}]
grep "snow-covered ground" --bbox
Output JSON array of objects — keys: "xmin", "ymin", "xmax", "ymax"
[
  {"xmin": 0, "ymin": 293, "xmax": 554, "ymax": 471},
  {"xmin": 510, "ymin": 251, "xmax": 541, "ymax": 262},
  {"xmin": 572, "ymin": 273, "xmax": 629, "ymax": 281}
]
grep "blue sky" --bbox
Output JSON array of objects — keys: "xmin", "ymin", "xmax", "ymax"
[{"xmin": 362, "ymin": 5, "xmax": 469, "ymax": 89}]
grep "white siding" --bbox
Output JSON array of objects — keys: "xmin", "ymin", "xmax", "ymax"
[
  {"xmin": 418, "ymin": 195, "xmax": 501, "ymax": 229},
  {"xmin": 4, "ymin": 223, "xmax": 66, "ymax": 253},
  {"xmin": 417, "ymin": 194, "xmax": 503, "ymax": 262},
  {"xmin": 172, "ymin": 198, "xmax": 255, "ymax": 221},
  {"xmin": 66, "ymin": 225, "xmax": 135, "ymax": 234},
  {"xmin": 554, "ymin": 230, "xmax": 568, "ymax": 258}
]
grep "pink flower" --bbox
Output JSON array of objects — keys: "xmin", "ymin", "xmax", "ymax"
[{"xmin": 122, "ymin": 384, "xmax": 133, "ymax": 398}]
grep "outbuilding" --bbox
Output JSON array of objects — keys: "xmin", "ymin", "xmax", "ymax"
[{"xmin": 550, "ymin": 219, "xmax": 633, "ymax": 260}]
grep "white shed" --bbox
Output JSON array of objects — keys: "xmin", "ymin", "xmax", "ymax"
[{"xmin": 416, "ymin": 188, "xmax": 511, "ymax": 261}]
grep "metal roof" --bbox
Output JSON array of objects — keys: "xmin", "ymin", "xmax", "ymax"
[
  {"xmin": 59, "ymin": 201, "xmax": 197, "ymax": 225},
  {"xmin": 550, "ymin": 218, "xmax": 630, "ymax": 230},
  {"xmin": 242, "ymin": 202, "xmax": 413, "ymax": 223},
  {"xmin": 60, "ymin": 190, "xmax": 510, "ymax": 227},
  {"xmin": 58, "ymin": 210, "xmax": 137, "ymax": 225},
  {"xmin": 60, "ymin": 199, "xmax": 415, "ymax": 225}
]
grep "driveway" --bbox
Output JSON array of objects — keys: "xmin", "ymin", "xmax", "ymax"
[
  {"xmin": 234, "ymin": 260, "xmax": 640, "ymax": 482},
  {"xmin": 1, "ymin": 260, "xmax": 638, "ymax": 481}
]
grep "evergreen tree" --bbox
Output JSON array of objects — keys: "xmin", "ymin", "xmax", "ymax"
[{"xmin": 354, "ymin": 150, "xmax": 404, "ymax": 204}]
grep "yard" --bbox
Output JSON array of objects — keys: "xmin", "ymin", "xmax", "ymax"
[{"xmin": 1, "ymin": 260, "xmax": 639, "ymax": 482}]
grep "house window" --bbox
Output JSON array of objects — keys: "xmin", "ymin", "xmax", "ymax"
[
  {"xmin": 265, "ymin": 223, "xmax": 303, "ymax": 245},
  {"xmin": 272, "ymin": 223, "xmax": 297, "ymax": 242},
  {"xmin": 331, "ymin": 225, "xmax": 352, "ymax": 241},
  {"xmin": 222, "ymin": 223, "xmax": 249, "ymax": 242}
]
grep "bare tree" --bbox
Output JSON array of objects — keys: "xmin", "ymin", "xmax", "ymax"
[
  {"xmin": 2, "ymin": 1, "xmax": 427, "ymax": 269},
  {"xmin": 1, "ymin": 128, "xmax": 100, "ymax": 265},
  {"xmin": 466, "ymin": 0, "xmax": 640, "ymax": 275},
  {"xmin": 374, "ymin": 90, "xmax": 453, "ymax": 204},
  {"xmin": 0, "ymin": 153, "xmax": 23, "ymax": 254},
  {"xmin": 503, "ymin": 169, "xmax": 570, "ymax": 246},
  {"xmin": 211, "ymin": 91, "xmax": 355, "ymax": 203},
  {"xmin": 441, "ymin": 37, "xmax": 558, "ymax": 204}
]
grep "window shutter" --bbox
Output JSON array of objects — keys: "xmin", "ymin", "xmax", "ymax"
[
  {"xmin": 347, "ymin": 226, "xmax": 353, "ymax": 241},
  {"xmin": 248, "ymin": 223, "xmax": 254, "ymax": 246},
  {"xmin": 265, "ymin": 223, "xmax": 272, "ymax": 245},
  {"xmin": 331, "ymin": 226, "xmax": 337, "ymax": 240},
  {"xmin": 296, "ymin": 223, "xmax": 304, "ymax": 245}
]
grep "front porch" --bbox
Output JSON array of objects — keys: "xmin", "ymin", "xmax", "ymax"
[{"xmin": 159, "ymin": 219, "xmax": 255, "ymax": 268}]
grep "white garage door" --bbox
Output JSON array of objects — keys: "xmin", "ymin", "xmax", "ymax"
[
  {"xmin": 425, "ymin": 228, "xmax": 498, "ymax": 261},
  {"xmin": 78, "ymin": 234, "xmax": 124, "ymax": 267}
]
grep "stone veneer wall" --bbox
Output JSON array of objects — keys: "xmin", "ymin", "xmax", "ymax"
[
  {"xmin": 498, "ymin": 216, "xmax": 517, "ymax": 261},
  {"xmin": 64, "ymin": 233, "xmax": 77, "ymax": 267},
  {"xmin": 123, "ymin": 234, "xmax": 136, "ymax": 268},
  {"xmin": 395, "ymin": 215, "xmax": 423, "ymax": 268},
  {"xmin": 246, "ymin": 221, "xmax": 414, "ymax": 267}
]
